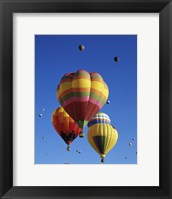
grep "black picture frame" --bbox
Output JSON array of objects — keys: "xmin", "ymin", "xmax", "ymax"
[{"xmin": 0, "ymin": 0, "xmax": 171, "ymax": 198}]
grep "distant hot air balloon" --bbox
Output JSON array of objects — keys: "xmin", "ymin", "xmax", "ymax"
[
  {"xmin": 129, "ymin": 142, "xmax": 132, "ymax": 147},
  {"xmin": 39, "ymin": 113, "xmax": 43, "ymax": 117},
  {"xmin": 79, "ymin": 45, "xmax": 85, "ymax": 51},
  {"xmin": 87, "ymin": 113, "xmax": 118, "ymax": 163},
  {"xmin": 87, "ymin": 123, "xmax": 118, "ymax": 163},
  {"xmin": 57, "ymin": 69, "xmax": 109, "ymax": 138},
  {"xmin": 87, "ymin": 112, "xmax": 111, "ymax": 128},
  {"xmin": 114, "ymin": 56, "xmax": 119, "ymax": 62},
  {"xmin": 106, "ymin": 100, "xmax": 110, "ymax": 104},
  {"xmin": 52, "ymin": 107, "xmax": 81, "ymax": 151}
]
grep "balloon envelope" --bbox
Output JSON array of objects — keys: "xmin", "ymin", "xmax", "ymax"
[
  {"xmin": 114, "ymin": 56, "xmax": 119, "ymax": 62},
  {"xmin": 129, "ymin": 142, "xmax": 132, "ymax": 147},
  {"xmin": 87, "ymin": 112, "xmax": 111, "ymax": 128},
  {"xmin": 57, "ymin": 69, "xmax": 109, "ymax": 129},
  {"xmin": 79, "ymin": 45, "xmax": 85, "ymax": 51},
  {"xmin": 87, "ymin": 123, "xmax": 118, "ymax": 162},
  {"xmin": 52, "ymin": 107, "xmax": 81, "ymax": 147},
  {"xmin": 106, "ymin": 100, "xmax": 110, "ymax": 104},
  {"xmin": 39, "ymin": 113, "xmax": 43, "ymax": 117}
]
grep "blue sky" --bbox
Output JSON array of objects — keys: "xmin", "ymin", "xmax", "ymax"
[{"xmin": 35, "ymin": 35, "xmax": 137, "ymax": 164}]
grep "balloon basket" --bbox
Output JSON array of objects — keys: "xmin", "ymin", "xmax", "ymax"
[
  {"xmin": 100, "ymin": 155, "xmax": 105, "ymax": 163},
  {"xmin": 67, "ymin": 145, "xmax": 70, "ymax": 151},
  {"xmin": 79, "ymin": 132, "xmax": 84, "ymax": 138}
]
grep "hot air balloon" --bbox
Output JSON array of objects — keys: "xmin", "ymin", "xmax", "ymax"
[
  {"xmin": 106, "ymin": 100, "xmax": 110, "ymax": 104},
  {"xmin": 39, "ymin": 113, "xmax": 43, "ymax": 117},
  {"xmin": 57, "ymin": 69, "xmax": 109, "ymax": 138},
  {"xmin": 87, "ymin": 113, "xmax": 118, "ymax": 163},
  {"xmin": 114, "ymin": 56, "xmax": 119, "ymax": 62},
  {"xmin": 52, "ymin": 107, "xmax": 81, "ymax": 151},
  {"xmin": 129, "ymin": 142, "xmax": 132, "ymax": 147},
  {"xmin": 87, "ymin": 123, "xmax": 118, "ymax": 163},
  {"xmin": 87, "ymin": 112, "xmax": 111, "ymax": 128},
  {"xmin": 79, "ymin": 45, "xmax": 85, "ymax": 51}
]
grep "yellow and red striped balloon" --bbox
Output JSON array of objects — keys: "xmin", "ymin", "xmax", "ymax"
[{"xmin": 57, "ymin": 70, "xmax": 109, "ymax": 133}]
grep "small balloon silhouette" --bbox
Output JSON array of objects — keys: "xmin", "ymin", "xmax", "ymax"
[
  {"xmin": 39, "ymin": 113, "xmax": 43, "ymax": 117},
  {"xmin": 129, "ymin": 142, "xmax": 132, "ymax": 147},
  {"xmin": 79, "ymin": 45, "xmax": 85, "ymax": 51},
  {"xmin": 114, "ymin": 56, "xmax": 119, "ymax": 62},
  {"xmin": 106, "ymin": 100, "xmax": 110, "ymax": 104}
]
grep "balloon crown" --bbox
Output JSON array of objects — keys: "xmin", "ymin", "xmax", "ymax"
[{"xmin": 87, "ymin": 112, "xmax": 111, "ymax": 128}]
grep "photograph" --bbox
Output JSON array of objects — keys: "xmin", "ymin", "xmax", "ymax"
[
  {"xmin": 35, "ymin": 35, "xmax": 137, "ymax": 164},
  {"xmin": 1, "ymin": 0, "xmax": 172, "ymax": 198}
]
